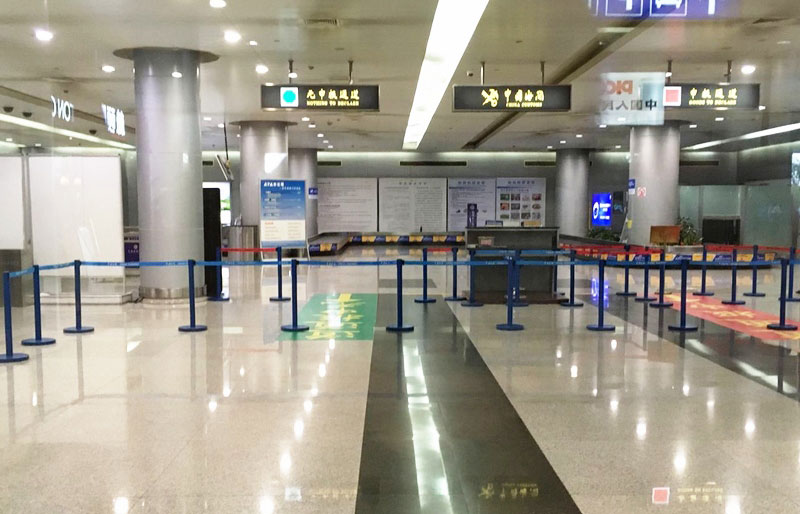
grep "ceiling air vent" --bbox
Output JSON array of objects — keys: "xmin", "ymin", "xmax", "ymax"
[
  {"xmin": 680, "ymin": 159, "xmax": 720, "ymax": 167},
  {"xmin": 524, "ymin": 160, "xmax": 556, "ymax": 167},
  {"xmin": 318, "ymin": 161, "xmax": 342, "ymax": 167},
  {"xmin": 303, "ymin": 18, "xmax": 341, "ymax": 29},
  {"xmin": 400, "ymin": 161, "xmax": 467, "ymax": 167},
  {"xmin": 750, "ymin": 17, "xmax": 793, "ymax": 27}
]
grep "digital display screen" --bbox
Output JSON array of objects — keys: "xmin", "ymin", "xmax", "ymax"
[{"xmin": 592, "ymin": 193, "xmax": 613, "ymax": 227}]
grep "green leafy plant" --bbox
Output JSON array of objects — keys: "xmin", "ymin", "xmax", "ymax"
[
  {"xmin": 678, "ymin": 217, "xmax": 702, "ymax": 245},
  {"xmin": 587, "ymin": 227, "xmax": 620, "ymax": 242}
]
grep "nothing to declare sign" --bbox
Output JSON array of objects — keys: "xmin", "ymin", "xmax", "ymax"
[
  {"xmin": 663, "ymin": 83, "xmax": 760, "ymax": 110},
  {"xmin": 453, "ymin": 85, "xmax": 571, "ymax": 112},
  {"xmin": 261, "ymin": 84, "xmax": 380, "ymax": 111}
]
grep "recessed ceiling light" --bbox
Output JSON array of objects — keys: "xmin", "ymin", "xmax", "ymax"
[
  {"xmin": 778, "ymin": 40, "xmax": 791, "ymax": 45},
  {"xmin": 101, "ymin": 65, "xmax": 116, "ymax": 73},
  {"xmin": 224, "ymin": 30, "xmax": 241, "ymax": 44},
  {"xmin": 323, "ymin": 140, "xmax": 329, "ymax": 144},
  {"xmin": 171, "ymin": 71, "xmax": 182, "ymax": 78},
  {"xmin": 5, "ymin": 138, "xmax": 12, "ymax": 142},
  {"xmin": 301, "ymin": 117, "xmax": 310, "ymax": 122},
  {"xmin": 255, "ymin": 64, "xmax": 269, "ymax": 74},
  {"xmin": 217, "ymin": 123, "xmax": 225, "ymax": 128},
  {"xmin": 615, "ymin": 145, "xmax": 622, "ymax": 149},
  {"xmin": 203, "ymin": 116, "xmax": 212, "ymax": 121},
  {"xmin": 249, "ymin": 40, "xmax": 258, "ymax": 46},
  {"xmin": 617, "ymin": 116, "xmax": 626, "ymax": 122},
  {"xmin": 665, "ymin": 71, "xmax": 673, "ymax": 78},
  {"xmin": 759, "ymin": 105, "xmax": 767, "ymax": 111},
  {"xmin": 715, "ymin": 117, "xmax": 725, "ymax": 121},
  {"xmin": 309, "ymin": 123, "xmax": 316, "ymax": 128},
  {"xmin": 560, "ymin": 140, "xmax": 566, "ymax": 144},
  {"xmin": 689, "ymin": 124, "xmax": 698, "ymax": 128},
  {"xmin": 265, "ymin": 82, "xmax": 274, "ymax": 86},
  {"xmin": 546, "ymin": 145, "xmax": 553, "ymax": 149},
  {"xmin": 266, "ymin": 108, "xmax": 276, "ymax": 112},
  {"xmin": 209, "ymin": 0, "xmax": 226, "ymax": 7},
  {"xmin": 34, "ymin": 28, "xmax": 53, "ymax": 42},
  {"xmin": 34, "ymin": 143, "xmax": 42, "ymax": 147},
  {"xmin": 317, "ymin": 133, "xmax": 324, "ymax": 138},
  {"xmin": 288, "ymin": 71, "xmax": 298, "ymax": 79},
  {"xmin": 576, "ymin": 134, "xmax": 583, "ymax": 138},
  {"xmin": 327, "ymin": 145, "xmax": 333, "ymax": 149},
  {"xmin": 599, "ymin": 124, "xmax": 607, "ymax": 128},
  {"xmin": 236, "ymin": 134, "xmax": 240, "ymax": 138},
  {"xmin": 741, "ymin": 64, "xmax": 756, "ymax": 75}
]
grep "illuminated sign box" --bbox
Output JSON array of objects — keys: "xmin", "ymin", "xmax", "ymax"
[
  {"xmin": 589, "ymin": 0, "xmax": 738, "ymax": 19},
  {"xmin": 592, "ymin": 193, "xmax": 613, "ymax": 227},
  {"xmin": 261, "ymin": 84, "xmax": 380, "ymax": 111},
  {"xmin": 663, "ymin": 83, "xmax": 760, "ymax": 110},
  {"xmin": 453, "ymin": 85, "xmax": 571, "ymax": 112}
]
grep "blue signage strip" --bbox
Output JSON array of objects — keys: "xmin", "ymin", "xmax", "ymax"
[
  {"xmin": 590, "ymin": 0, "xmax": 737, "ymax": 19},
  {"xmin": 592, "ymin": 193, "xmax": 613, "ymax": 227},
  {"xmin": 260, "ymin": 179, "xmax": 307, "ymax": 247}
]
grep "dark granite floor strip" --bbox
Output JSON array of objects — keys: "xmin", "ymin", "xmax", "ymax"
[{"xmin": 355, "ymin": 295, "xmax": 583, "ymax": 514}]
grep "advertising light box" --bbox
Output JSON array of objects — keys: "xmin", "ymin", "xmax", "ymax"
[{"xmin": 592, "ymin": 193, "xmax": 613, "ymax": 227}]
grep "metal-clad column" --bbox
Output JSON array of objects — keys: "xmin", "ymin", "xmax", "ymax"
[
  {"xmin": 555, "ymin": 149, "xmax": 590, "ymax": 237},
  {"xmin": 238, "ymin": 121, "xmax": 291, "ymax": 227},
  {"xmin": 289, "ymin": 148, "xmax": 318, "ymax": 238},
  {"xmin": 117, "ymin": 47, "xmax": 218, "ymax": 298}
]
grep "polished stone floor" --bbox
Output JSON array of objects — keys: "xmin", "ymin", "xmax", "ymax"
[{"xmin": 2, "ymin": 247, "xmax": 800, "ymax": 513}]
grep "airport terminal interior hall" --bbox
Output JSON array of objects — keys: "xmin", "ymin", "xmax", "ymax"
[{"xmin": 5, "ymin": 1, "xmax": 800, "ymax": 513}]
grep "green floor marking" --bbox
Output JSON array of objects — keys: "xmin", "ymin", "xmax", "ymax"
[{"xmin": 280, "ymin": 293, "xmax": 378, "ymax": 341}]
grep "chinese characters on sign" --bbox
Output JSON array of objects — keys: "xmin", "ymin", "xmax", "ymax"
[
  {"xmin": 261, "ymin": 84, "xmax": 380, "ymax": 111},
  {"xmin": 599, "ymin": 72, "xmax": 665, "ymax": 126},
  {"xmin": 101, "ymin": 104, "xmax": 126, "ymax": 137},
  {"xmin": 260, "ymin": 179, "xmax": 307, "ymax": 247},
  {"xmin": 453, "ymin": 85, "xmax": 571, "ymax": 112},
  {"xmin": 663, "ymin": 83, "xmax": 760, "ymax": 109},
  {"xmin": 478, "ymin": 482, "xmax": 539, "ymax": 502}
]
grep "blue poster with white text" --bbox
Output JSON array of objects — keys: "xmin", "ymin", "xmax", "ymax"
[{"xmin": 260, "ymin": 179, "xmax": 307, "ymax": 247}]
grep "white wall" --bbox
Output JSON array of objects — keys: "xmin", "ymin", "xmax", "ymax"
[
  {"xmin": 0, "ymin": 156, "xmax": 25, "ymax": 250},
  {"xmin": 29, "ymin": 156, "xmax": 124, "ymax": 277}
]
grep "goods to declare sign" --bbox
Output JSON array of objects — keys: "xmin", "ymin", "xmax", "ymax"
[
  {"xmin": 663, "ymin": 83, "xmax": 760, "ymax": 110},
  {"xmin": 261, "ymin": 84, "xmax": 380, "ymax": 111},
  {"xmin": 260, "ymin": 180, "xmax": 307, "ymax": 247},
  {"xmin": 591, "ymin": 193, "xmax": 613, "ymax": 227},
  {"xmin": 453, "ymin": 85, "xmax": 571, "ymax": 112}
]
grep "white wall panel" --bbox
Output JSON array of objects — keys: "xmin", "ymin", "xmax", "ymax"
[{"xmin": 0, "ymin": 156, "xmax": 25, "ymax": 250}]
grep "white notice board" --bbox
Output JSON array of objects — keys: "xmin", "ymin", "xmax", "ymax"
[
  {"xmin": 317, "ymin": 177, "xmax": 378, "ymax": 233},
  {"xmin": 378, "ymin": 178, "xmax": 447, "ymax": 233},
  {"xmin": 495, "ymin": 177, "xmax": 546, "ymax": 227}
]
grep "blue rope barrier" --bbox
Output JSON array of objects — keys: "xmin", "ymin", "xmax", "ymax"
[
  {"xmin": 38, "ymin": 262, "xmax": 74, "ymax": 271},
  {"xmin": 8, "ymin": 268, "xmax": 35, "ymax": 279}
]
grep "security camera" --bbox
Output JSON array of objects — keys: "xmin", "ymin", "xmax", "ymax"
[
  {"xmin": 22, "ymin": 111, "xmax": 32, "ymax": 118},
  {"xmin": 466, "ymin": 71, "xmax": 474, "ymax": 77},
  {"xmin": 2, "ymin": 106, "xmax": 12, "ymax": 113},
  {"xmin": 89, "ymin": 129, "xmax": 97, "ymax": 135}
]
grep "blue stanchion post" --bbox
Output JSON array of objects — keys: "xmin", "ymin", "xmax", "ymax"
[
  {"xmin": 587, "ymin": 259, "xmax": 615, "ymax": 332},
  {"xmin": 693, "ymin": 245, "xmax": 714, "ymax": 297},
  {"xmin": 635, "ymin": 254, "xmax": 657, "ymax": 303},
  {"xmin": 179, "ymin": 259, "xmax": 207, "ymax": 333},
  {"xmin": 787, "ymin": 247, "xmax": 800, "ymax": 303},
  {"xmin": 722, "ymin": 249, "xmax": 745, "ymax": 306},
  {"xmin": 617, "ymin": 245, "xmax": 637, "ymax": 297},
  {"xmin": 768, "ymin": 259, "xmax": 798, "ymax": 331},
  {"xmin": 21, "ymin": 265, "xmax": 56, "ymax": 346},
  {"xmin": 415, "ymin": 248, "xmax": 436, "ymax": 304},
  {"xmin": 561, "ymin": 249, "xmax": 583, "ymax": 308},
  {"xmin": 669, "ymin": 259, "xmax": 698, "ymax": 332},
  {"xmin": 444, "ymin": 247, "xmax": 466, "ymax": 302},
  {"xmin": 497, "ymin": 257, "xmax": 524, "ymax": 331},
  {"xmin": 209, "ymin": 247, "xmax": 229, "ymax": 302},
  {"xmin": 270, "ymin": 246, "xmax": 290, "ymax": 302},
  {"xmin": 743, "ymin": 244, "xmax": 765, "ymax": 298},
  {"xmin": 387, "ymin": 259, "xmax": 414, "ymax": 333},
  {"xmin": 64, "ymin": 260, "xmax": 94, "ymax": 334},
  {"xmin": 1, "ymin": 272, "xmax": 29, "ymax": 363},
  {"xmin": 650, "ymin": 250, "xmax": 674, "ymax": 309},
  {"xmin": 281, "ymin": 259, "xmax": 309, "ymax": 333},
  {"xmin": 512, "ymin": 250, "xmax": 529, "ymax": 307},
  {"xmin": 462, "ymin": 248, "xmax": 483, "ymax": 308}
]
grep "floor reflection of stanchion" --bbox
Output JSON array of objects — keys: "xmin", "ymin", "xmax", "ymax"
[
  {"xmin": 587, "ymin": 260, "xmax": 615, "ymax": 332},
  {"xmin": 387, "ymin": 259, "xmax": 414, "ymax": 333},
  {"xmin": 743, "ymin": 244, "xmax": 765, "ymax": 298},
  {"xmin": 560, "ymin": 249, "xmax": 583, "ymax": 308},
  {"xmin": 414, "ymin": 248, "xmax": 436, "ymax": 304},
  {"xmin": 722, "ymin": 249, "xmax": 745, "ymax": 306},
  {"xmin": 767, "ymin": 259, "xmax": 798, "ymax": 332},
  {"xmin": 669, "ymin": 259, "xmax": 698, "ymax": 332}
]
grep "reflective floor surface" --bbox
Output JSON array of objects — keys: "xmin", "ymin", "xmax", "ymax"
[{"xmin": 2, "ymin": 247, "xmax": 800, "ymax": 513}]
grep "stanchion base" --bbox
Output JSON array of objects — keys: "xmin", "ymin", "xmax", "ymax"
[
  {"xmin": 387, "ymin": 325, "xmax": 414, "ymax": 333},
  {"xmin": 721, "ymin": 300, "xmax": 746, "ymax": 306},
  {"xmin": 560, "ymin": 301, "xmax": 584, "ymax": 308},
  {"xmin": 497, "ymin": 323, "xmax": 524, "ymax": 331},
  {"xmin": 693, "ymin": 292, "xmax": 715, "ymax": 297},
  {"xmin": 616, "ymin": 292, "xmax": 637, "ymax": 297},
  {"xmin": 281, "ymin": 324, "xmax": 310, "ymax": 333},
  {"xmin": 785, "ymin": 297, "xmax": 800, "ymax": 303},
  {"xmin": 668, "ymin": 325, "xmax": 699, "ymax": 332},
  {"xmin": 270, "ymin": 297, "xmax": 291, "ymax": 303},
  {"xmin": 414, "ymin": 297, "xmax": 437, "ymax": 304},
  {"xmin": 743, "ymin": 292, "xmax": 766, "ymax": 298},
  {"xmin": 649, "ymin": 302, "xmax": 674, "ymax": 309},
  {"xmin": 635, "ymin": 297, "xmax": 657, "ymax": 303},
  {"xmin": 587, "ymin": 324, "xmax": 616, "ymax": 332},
  {"xmin": 208, "ymin": 296, "xmax": 230, "ymax": 302},
  {"xmin": 21, "ymin": 337, "xmax": 56, "ymax": 346},
  {"xmin": 179, "ymin": 325, "xmax": 208, "ymax": 333},
  {"xmin": 512, "ymin": 300, "xmax": 529, "ymax": 307},
  {"xmin": 0, "ymin": 353, "xmax": 29, "ymax": 363},
  {"xmin": 461, "ymin": 300, "xmax": 484, "ymax": 308},
  {"xmin": 767, "ymin": 323, "xmax": 799, "ymax": 331},
  {"xmin": 444, "ymin": 296, "xmax": 467, "ymax": 302},
  {"xmin": 64, "ymin": 326, "xmax": 94, "ymax": 334}
]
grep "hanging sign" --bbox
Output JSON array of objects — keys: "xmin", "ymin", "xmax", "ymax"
[
  {"xmin": 663, "ymin": 83, "xmax": 760, "ymax": 109},
  {"xmin": 599, "ymin": 72, "xmax": 665, "ymax": 126},
  {"xmin": 452, "ymin": 85, "xmax": 571, "ymax": 112},
  {"xmin": 51, "ymin": 96, "xmax": 74, "ymax": 122},
  {"xmin": 589, "ymin": 0, "xmax": 738, "ymax": 19},
  {"xmin": 261, "ymin": 84, "xmax": 380, "ymax": 111}
]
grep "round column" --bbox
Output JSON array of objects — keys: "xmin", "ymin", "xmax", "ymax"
[
  {"xmin": 555, "ymin": 149, "xmax": 591, "ymax": 237},
  {"xmin": 239, "ymin": 121, "xmax": 290, "ymax": 226},
  {"xmin": 289, "ymin": 148, "xmax": 318, "ymax": 237},
  {"xmin": 115, "ymin": 47, "xmax": 218, "ymax": 299},
  {"xmin": 627, "ymin": 122, "xmax": 681, "ymax": 246}
]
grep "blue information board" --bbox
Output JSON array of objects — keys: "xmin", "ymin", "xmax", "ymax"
[
  {"xmin": 591, "ymin": 0, "xmax": 736, "ymax": 19},
  {"xmin": 592, "ymin": 193, "xmax": 613, "ymax": 227},
  {"xmin": 260, "ymin": 179, "xmax": 307, "ymax": 247}
]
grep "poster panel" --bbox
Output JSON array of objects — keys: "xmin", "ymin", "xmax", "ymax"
[
  {"xmin": 495, "ymin": 178, "xmax": 547, "ymax": 227},
  {"xmin": 260, "ymin": 179, "xmax": 306, "ymax": 247}
]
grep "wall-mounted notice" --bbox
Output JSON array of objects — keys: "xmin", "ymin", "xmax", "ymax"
[
  {"xmin": 260, "ymin": 179, "xmax": 306, "ymax": 247},
  {"xmin": 447, "ymin": 178, "xmax": 496, "ymax": 230},
  {"xmin": 379, "ymin": 178, "xmax": 447, "ymax": 233},
  {"xmin": 495, "ymin": 178, "xmax": 547, "ymax": 227},
  {"xmin": 317, "ymin": 178, "xmax": 378, "ymax": 233}
]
